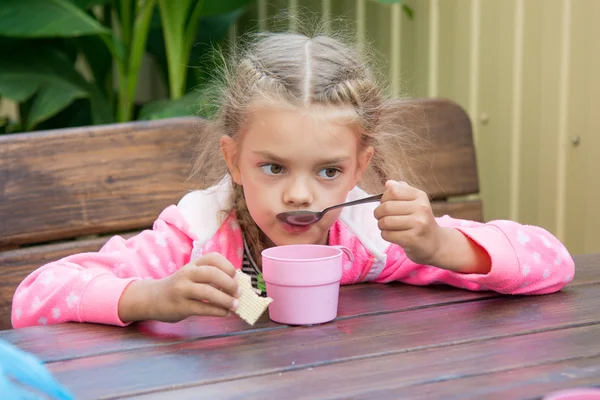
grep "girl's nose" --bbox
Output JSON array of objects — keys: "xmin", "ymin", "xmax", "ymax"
[{"xmin": 283, "ymin": 179, "xmax": 313, "ymax": 207}]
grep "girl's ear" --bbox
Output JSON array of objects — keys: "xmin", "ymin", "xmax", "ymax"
[
  {"xmin": 353, "ymin": 145, "xmax": 374, "ymax": 184},
  {"xmin": 220, "ymin": 136, "xmax": 242, "ymax": 185}
]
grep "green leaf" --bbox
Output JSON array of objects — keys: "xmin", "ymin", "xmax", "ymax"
[
  {"xmin": 0, "ymin": 80, "xmax": 39, "ymax": 102},
  {"xmin": 256, "ymin": 273, "xmax": 266, "ymax": 293},
  {"xmin": 70, "ymin": 0, "xmax": 111, "ymax": 9},
  {"xmin": 75, "ymin": 36, "xmax": 113, "ymax": 98},
  {"xmin": 0, "ymin": 0, "xmax": 110, "ymax": 38},
  {"xmin": 27, "ymin": 81, "xmax": 87, "ymax": 130},
  {"xmin": 199, "ymin": 0, "xmax": 255, "ymax": 16},
  {"xmin": 0, "ymin": 39, "xmax": 112, "ymax": 126},
  {"xmin": 188, "ymin": 8, "xmax": 245, "ymax": 91},
  {"xmin": 147, "ymin": 8, "xmax": 244, "ymax": 93},
  {"xmin": 138, "ymin": 91, "xmax": 200, "ymax": 120},
  {"xmin": 35, "ymin": 98, "xmax": 93, "ymax": 131}
]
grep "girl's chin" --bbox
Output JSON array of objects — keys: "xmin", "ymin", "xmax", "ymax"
[
  {"xmin": 259, "ymin": 221, "xmax": 329, "ymax": 247},
  {"xmin": 268, "ymin": 233, "xmax": 328, "ymax": 247}
]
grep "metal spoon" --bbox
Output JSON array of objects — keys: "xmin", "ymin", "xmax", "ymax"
[{"xmin": 276, "ymin": 193, "xmax": 383, "ymax": 226}]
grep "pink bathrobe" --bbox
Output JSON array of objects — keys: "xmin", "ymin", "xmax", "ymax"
[{"xmin": 11, "ymin": 178, "xmax": 575, "ymax": 328}]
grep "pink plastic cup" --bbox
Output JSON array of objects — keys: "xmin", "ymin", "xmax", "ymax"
[{"xmin": 261, "ymin": 244, "xmax": 354, "ymax": 325}]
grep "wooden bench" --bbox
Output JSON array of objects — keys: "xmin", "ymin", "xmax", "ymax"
[{"xmin": 0, "ymin": 98, "xmax": 482, "ymax": 330}]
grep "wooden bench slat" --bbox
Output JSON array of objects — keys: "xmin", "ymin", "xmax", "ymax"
[
  {"xmin": 0, "ymin": 99, "xmax": 478, "ymax": 249},
  {"xmin": 126, "ymin": 325, "xmax": 600, "ymax": 400},
  {"xmin": 0, "ymin": 117, "xmax": 203, "ymax": 248},
  {"xmin": 431, "ymin": 199, "xmax": 483, "ymax": 221},
  {"xmin": 394, "ymin": 98, "xmax": 479, "ymax": 199},
  {"xmin": 42, "ymin": 284, "xmax": 600, "ymax": 399}
]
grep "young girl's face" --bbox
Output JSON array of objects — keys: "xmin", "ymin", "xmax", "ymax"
[{"xmin": 221, "ymin": 103, "xmax": 373, "ymax": 247}]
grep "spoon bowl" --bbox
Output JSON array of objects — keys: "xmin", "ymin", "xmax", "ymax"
[{"xmin": 276, "ymin": 193, "xmax": 383, "ymax": 226}]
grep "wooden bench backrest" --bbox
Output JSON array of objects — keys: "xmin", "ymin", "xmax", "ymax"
[
  {"xmin": 0, "ymin": 117, "xmax": 205, "ymax": 249},
  {"xmin": 0, "ymin": 98, "xmax": 480, "ymax": 330}
]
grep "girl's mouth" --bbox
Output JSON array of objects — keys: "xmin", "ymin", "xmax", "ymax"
[{"xmin": 281, "ymin": 222, "xmax": 311, "ymax": 234}]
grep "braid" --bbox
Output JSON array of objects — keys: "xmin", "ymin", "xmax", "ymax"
[{"xmin": 232, "ymin": 182, "xmax": 267, "ymax": 268}]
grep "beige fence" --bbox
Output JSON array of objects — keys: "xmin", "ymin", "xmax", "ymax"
[
  {"xmin": 234, "ymin": 0, "xmax": 600, "ymax": 255},
  {"xmin": 2, "ymin": 0, "xmax": 597, "ymax": 255}
]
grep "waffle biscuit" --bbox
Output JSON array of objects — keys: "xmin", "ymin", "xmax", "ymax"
[{"xmin": 234, "ymin": 271, "xmax": 273, "ymax": 325}]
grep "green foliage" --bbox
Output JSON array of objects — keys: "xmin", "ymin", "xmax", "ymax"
[{"xmin": 0, "ymin": 0, "xmax": 254, "ymax": 131}]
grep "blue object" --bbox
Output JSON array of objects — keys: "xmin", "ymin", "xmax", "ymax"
[{"xmin": 0, "ymin": 339, "xmax": 74, "ymax": 400}]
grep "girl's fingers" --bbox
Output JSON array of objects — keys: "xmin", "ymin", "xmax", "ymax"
[
  {"xmin": 374, "ymin": 200, "xmax": 417, "ymax": 220},
  {"xmin": 188, "ymin": 264, "xmax": 240, "ymax": 298},
  {"xmin": 377, "ymin": 215, "xmax": 414, "ymax": 232},
  {"xmin": 185, "ymin": 281, "xmax": 239, "ymax": 312},
  {"xmin": 195, "ymin": 252, "xmax": 238, "ymax": 278},
  {"xmin": 380, "ymin": 180, "xmax": 421, "ymax": 202},
  {"xmin": 380, "ymin": 229, "xmax": 422, "ymax": 248},
  {"xmin": 186, "ymin": 299, "xmax": 232, "ymax": 318}
]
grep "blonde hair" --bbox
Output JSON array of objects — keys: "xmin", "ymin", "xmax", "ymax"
[{"xmin": 191, "ymin": 30, "xmax": 419, "ymax": 267}]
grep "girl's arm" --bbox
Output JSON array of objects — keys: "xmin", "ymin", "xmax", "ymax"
[
  {"xmin": 11, "ymin": 206, "xmax": 194, "ymax": 328},
  {"xmin": 374, "ymin": 216, "xmax": 575, "ymax": 295}
]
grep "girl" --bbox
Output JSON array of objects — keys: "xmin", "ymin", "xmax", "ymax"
[{"xmin": 11, "ymin": 32, "xmax": 574, "ymax": 329}]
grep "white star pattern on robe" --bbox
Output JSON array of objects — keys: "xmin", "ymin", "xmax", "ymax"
[
  {"xmin": 540, "ymin": 235, "xmax": 552, "ymax": 248},
  {"xmin": 219, "ymin": 234, "xmax": 228, "ymax": 249},
  {"xmin": 155, "ymin": 232, "xmax": 168, "ymax": 247},
  {"xmin": 554, "ymin": 255, "xmax": 563, "ymax": 266},
  {"xmin": 167, "ymin": 262, "xmax": 176, "ymax": 273},
  {"xmin": 32, "ymin": 297, "xmax": 41, "ymax": 311},
  {"xmin": 113, "ymin": 262, "xmax": 128, "ymax": 277},
  {"xmin": 52, "ymin": 308, "xmax": 61, "ymax": 319},
  {"xmin": 543, "ymin": 269, "xmax": 551, "ymax": 279},
  {"xmin": 38, "ymin": 317, "xmax": 47, "ymax": 325},
  {"xmin": 40, "ymin": 271, "xmax": 55, "ymax": 286},
  {"xmin": 517, "ymin": 230, "xmax": 530, "ymax": 245},
  {"xmin": 67, "ymin": 293, "xmax": 80, "ymax": 308},
  {"xmin": 148, "ymin": 255, "xmax": 160, "ymax": 269}
]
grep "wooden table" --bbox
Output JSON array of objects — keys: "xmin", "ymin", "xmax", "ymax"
[{"xmin": 2, "ymin": 254, "xmax": 600, "ymax": 400}]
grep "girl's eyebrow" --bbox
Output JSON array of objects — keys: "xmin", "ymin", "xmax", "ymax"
[
  {"xmin": 252, "ymin": 151, "xmax": 285, "ymax": 163},
  {"xmin": 315, "ymin": 156, "xmax": 352, "ymax": 166},
  {"xmin": 252, "ymin": 151, "xmax": 350, "ymax": 165}
]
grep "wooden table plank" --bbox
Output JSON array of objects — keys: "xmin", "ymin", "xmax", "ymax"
[
  {"xmin": 46, "ymin": 283, "xmax": 600, "ymax": 399},
  {"xmin": 393, "ymin": 357, "xmax": 600, "ymax": 400},
  {"xmin": 0, "ymin": 283, "xmax": 496, "ymax": 362},
  {"xmin": 126, "ymin": 324, "xmax": 600, "ymax": 400}
]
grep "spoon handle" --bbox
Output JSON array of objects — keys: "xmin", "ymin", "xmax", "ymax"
[{"xmin": 323, "ymin": 193, "xmax": 383, "ymax": 214}]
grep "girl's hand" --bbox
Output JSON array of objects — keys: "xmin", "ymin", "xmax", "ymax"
[
  {"xmin": 374, "ymin": 180, "xmax": 492, "ymax": 274},
  {"xmin": 374, "ymin": 180, "xmax": 444, "ymax": 266},
  {"xmin": 119, "ymin": 253, "xmax": 241, "ymax": 323}
]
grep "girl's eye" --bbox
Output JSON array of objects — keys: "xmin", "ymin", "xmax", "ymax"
[
  {"xmin": 261, "ymin": 164, "xmax": 284, "ymax": 175},
  {"xmin": 318, "ymin": 168, "xmax": 340, "ymax": 179}
]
